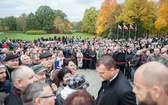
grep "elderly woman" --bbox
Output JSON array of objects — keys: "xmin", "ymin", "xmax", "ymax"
[{"xmin": 20, "ymin": 55, "xmax": 31, "ymax": 66}]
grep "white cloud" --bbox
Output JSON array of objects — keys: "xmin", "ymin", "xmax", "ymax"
[{"xmin": 0, "ymin": 0, "xmax": 158, "ymax": 22}]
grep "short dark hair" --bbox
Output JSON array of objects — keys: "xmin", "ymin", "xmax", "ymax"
[
  {"xmin": 64, "ymin": 89, "xmax": 95, "ymax": 105},
  {"xmin": 96, "ymin": 55, "xmax": 116, "ymax": 70}
]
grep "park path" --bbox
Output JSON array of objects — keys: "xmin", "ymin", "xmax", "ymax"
[
  {"xmin": 76, "ymin": 69, "xmax": 102, "ymax": 98},
  {"xmin": 76, "ymin": 69, "xmax": 134, "ymax": 98}
]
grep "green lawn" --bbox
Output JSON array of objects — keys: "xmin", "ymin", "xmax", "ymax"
[{"xmin": 0, "ymin": 32, "xmax": 97, "ymax": 41}]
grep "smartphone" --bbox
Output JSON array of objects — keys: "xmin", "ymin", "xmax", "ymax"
[{"xmin": 54, "ymin": 60, "xmax": 59, "ymax": 70}]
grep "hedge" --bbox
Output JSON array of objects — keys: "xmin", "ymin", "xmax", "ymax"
[
  {"xmin": 63, "ymin": 30, "xmax": 73, "ymax": 34},
  {"xmin": 26, "ymin": 30, "xmax": 47, "ymax": 35}
]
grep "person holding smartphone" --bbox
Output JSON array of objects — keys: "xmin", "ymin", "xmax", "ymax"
[{"xmin": 56, "ymin": 50, "xmax": 65, "ymax": 67}]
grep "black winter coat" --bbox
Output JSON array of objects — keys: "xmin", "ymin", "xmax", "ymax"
[
  {"xmin": 96, "ymin": 71, "xmax": 136, "ymax": 105},
  {"xmin": 4, "ymin": 87, "xmax": 22, "ymax": 105},
  {"xmin": 130, "ymin": 55, "xmax": 141, "ymax": 67},
  {"xmin": 55, "ymin": 94, "xmax": 64, "ymax": 105},
  {"xmin": 125, "ymin": 52, "xmax": 134, "ymax": 63}
]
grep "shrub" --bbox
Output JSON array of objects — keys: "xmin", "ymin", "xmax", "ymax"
[
  {"xmin": 63, "ymin": 30, "xmax": 73, "ymax": 34},
  {"xmin": 75, "ymin": 30, "xmax": 82, "ymax": 33},
  {"xmin": 26, "ymin": 30, "xmax": 47, "ymax": 35}
]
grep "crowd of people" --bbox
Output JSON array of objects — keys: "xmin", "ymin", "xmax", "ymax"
[{"xmin": 0, "ymin": 35, "xmax": 168, "ymax": 105}]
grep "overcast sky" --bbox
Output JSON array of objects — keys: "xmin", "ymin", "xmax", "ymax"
[{"xmin": 0, "ymin": 0, "xmax": 157, "ymax": 22}]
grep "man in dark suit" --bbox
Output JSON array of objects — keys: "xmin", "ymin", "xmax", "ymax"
[{"xmin": 96, "ymin": 55, "xmax": 136, "ymax": 105}]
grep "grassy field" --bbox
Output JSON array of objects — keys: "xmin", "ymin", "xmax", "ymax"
[{"xmin": 0, "ymin": 32, "xmax": 97, "ymax": 41}]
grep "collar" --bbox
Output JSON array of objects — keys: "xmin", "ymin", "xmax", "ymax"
[
  {"xmin": 12, "ymin": 86, "xmax": 22, "ymax": 96},
  {"xmin": 109, "ymin": 69, "xmax": 119, "ymax": 82},
  {"xmin": 6, "ymin": 66, "xmax": 13, "ymax": 73}
]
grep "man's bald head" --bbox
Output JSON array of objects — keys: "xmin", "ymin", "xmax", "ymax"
[
  {"xmin": 135, "ymin": 62, "xmax": 168, "ymax": 94},
  {"xmin": 11, "ymin": 65, "xmax": 36, "ymax": 90}
]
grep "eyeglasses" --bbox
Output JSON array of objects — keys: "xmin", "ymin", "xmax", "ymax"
[{"xmin": 39, "ymin": 94, "xmax": 56, "ymax": 99}]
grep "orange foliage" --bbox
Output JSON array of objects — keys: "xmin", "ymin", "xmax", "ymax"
[
  {"xmin": 155, "ymin": 0, "xmax": 168, "ymax": 30},
  {"xmin": 95, "ymin": 0, "xmax": 116, "ymax": 35}
]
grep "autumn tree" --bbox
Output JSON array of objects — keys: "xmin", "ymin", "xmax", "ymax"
[
  {"xmin": 107, "ymin": 4, "xmax": 122, "ymax": 32},
  {"xmin": 106, "ymin": 4, "xmax": 123, "ymax": 39},
  {"xmin": 81, "ymin": 7, "xmax": 98, "ymax": 34},
  {"xmin": 155, "ymin": 0, "xmax": 168, "ymax": 35},
  {"xmin": 53, "ymin": 16, "xmax": 71, "ymax": 33},
  {"xmin": 95, "ymin": 0, "xmax": 116, "ymax": 36},
  {"xmin": 118, "ymin": 0, "xmax": 157, "ymax": 37},
  {"xmin": 52, "ymin": 9, "xmax": 71, "ymax": 33}
]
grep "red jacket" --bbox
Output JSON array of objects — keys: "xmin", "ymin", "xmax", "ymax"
[{"xmin": 2, "ymin": 43, "xmax": 8, "ymax": 48}]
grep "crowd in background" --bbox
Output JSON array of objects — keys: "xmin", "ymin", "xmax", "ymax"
[{"xmin": 0, "ymin": 35, "xmax": 168, "ymax": 105}]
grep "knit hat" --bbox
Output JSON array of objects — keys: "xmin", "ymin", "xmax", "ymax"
[
  {"xmin": 57, "ymin": 68, "xmax": 72, "ymax": 81},
  {"xmin": 66, "ymin": 74, "xmax": 89, "ymax": 89}
]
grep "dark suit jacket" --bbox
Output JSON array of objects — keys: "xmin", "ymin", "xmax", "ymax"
[{"xmin": 96, "ymin": 71, "xmax": 136, "ymax": 105}]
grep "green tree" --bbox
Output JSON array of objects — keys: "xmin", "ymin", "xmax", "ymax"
[
  {"xmin": 71, "ymin": 21, "xmax": 82, "ymax": 30},
  {"xmin": 3, "ymin": 16, "xmax": 17, "ymax": 31},
  {"xmin": 81, "ymin": 7, "xmax": 98, "ymax": 34},
  {"xmin": 0, "ymin": 18, "xmax": 3, "ymax": 31},
  {"xmin": 53, "ymin": 9, "xmax": 67, "ymax": 20},
  {"xmin": 35, "ymin": 5, "xmax": 55, "ymax": 32},
  {"xmin": 26, "ymin": 12, "xmax": 39, "ymax": 30},
  {"xmin": 0, "ymin": 18, "xmax": 9, "ymax": 32},
  {"xmin": 16, "ymin": 13, "xmax": 27, "ymax": 31}
]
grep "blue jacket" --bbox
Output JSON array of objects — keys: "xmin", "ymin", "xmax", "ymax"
[{"xmin": 0, "ymin": 80, "xmax": 12, "ymax": 94}]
